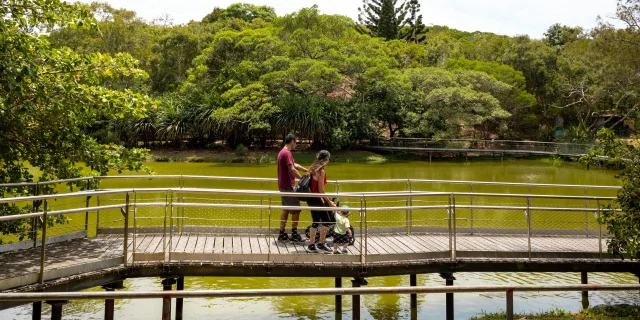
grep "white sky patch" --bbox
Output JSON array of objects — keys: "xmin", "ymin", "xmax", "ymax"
[{"xmin": 81, "ymin": 0, "xmax": 623, "ymax": 38}]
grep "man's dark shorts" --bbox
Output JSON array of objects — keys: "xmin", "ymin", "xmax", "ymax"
[{"xmin": 279, "ymin": 188, "xmax": 301, "ymax": 214}]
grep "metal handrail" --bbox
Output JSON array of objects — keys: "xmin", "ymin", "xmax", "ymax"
[
  {"xmin": 0, "ymin": 175, "xmax": 621, "ymax": 190},
  {"xmin": 0, "ymin": 284, "xmax": 637, "ymax": 301},
  {"xmin": 0, "ymin": 189, "xmax": 619, "ymax": 222},
  {"xmin": 0, "ymin": 187, "xmax": 618, "ymax": 206}
]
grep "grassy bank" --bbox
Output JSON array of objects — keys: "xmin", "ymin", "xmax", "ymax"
[
  {"xmin": 149, "ymin": 149, "xmax": 390, "ymax": 164},
  {"xmin": 471, "ymin": 305, "xmax": 640, "ymax": 320}
]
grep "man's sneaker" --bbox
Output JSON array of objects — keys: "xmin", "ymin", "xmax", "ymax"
[
  {"xmin": 307, "ymin": 244, "xmax": 318, "ymax": 251},
  {"xmin": 277, "ymin": 232, "xmax": 290, "ymax": 241},
  {"xmin": 341, "ymin": 248, "xmax": 348, "ymax": 254},
  {"xmin": 317, "ymin": 243, "xmax": 332, "ymax": 253},
  {"xmin": 333, "ymin": 250, "xmax": 341, "ymax": 255},
  {"xmin": 290, "ymin": 232, "xmax": 303, "ymax": 243}
]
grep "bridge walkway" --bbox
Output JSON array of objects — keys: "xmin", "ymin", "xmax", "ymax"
[{"xmin": 0, "ymin": 232, "xmax": 610, "ymax": 292}]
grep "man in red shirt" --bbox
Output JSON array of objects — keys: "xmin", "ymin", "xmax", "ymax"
[{"xmin": 277, "ymin": 134, "xmax": 308, "ymax": 242}]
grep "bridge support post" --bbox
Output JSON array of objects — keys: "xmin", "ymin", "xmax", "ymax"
[
  {"xmin": 45, "ymin": 300, "xmax": 68, "ymax": 320},
  {"xmin": 162, "ymin": 278, "xmax": 176, "ymax": 320},
  {"xmin": 32, "ymin": 301, "xmax": 41, "ymax": 320},
  {"xmin": 335, "ymin": 277, "xmax": 342, "ymax": 320},
  {"xmin": 351, "ymin": 277, "xmax": 367, "ymax": 320},
  {"xmin": 410, "ymin": 274, "xmax": 417, "ymax": 320},
  {"xmin": 581, "ymin": 272, "xmax": 589, "ymax": 309},
  {"xmin": 440, "ymin": 273, "xmax": 456, "ymax": 320},
  {"xmin": 103, "ymin": 281, "xmax": 124, "ymax": 320},
  {"xmin": 506, "ymin": 290, "xmax": 514, "ymax": 320},
  {"xmin": 176, "ymin": 277, "xmax": 185, "ymax": 320}
]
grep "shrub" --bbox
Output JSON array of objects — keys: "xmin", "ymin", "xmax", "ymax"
[{"xmin": 235, "ymin": 144, "xmax": 249, "ymax": 157}]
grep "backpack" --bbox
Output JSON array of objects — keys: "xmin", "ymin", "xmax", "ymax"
[{"xmin": 293, "ymin": 174, "xmax": 312, "ymax": 201}]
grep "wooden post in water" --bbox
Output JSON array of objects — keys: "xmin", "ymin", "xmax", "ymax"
[
  {"xmin": 176, "ymin": 277, "xmax": 185, "ymax": 320},
  {"xmin": 440, "ymin": 273, "xmax": 456, "ymax": 320},
  {"xmin": 351, "ymin": 277, "xmax": 367, "ymax": 320},
  {"xmin": 102, "ymin": 281, "xmax": 124, "ymax": 320},
  {"xmin": 581, "ymin": 272, "xmax": 589, "ymax": 309},
  {"xmin": 32, "ymin": 301, "xmax": 41, "ymax": 320},
  {"xmin": 45, "ymin": 301, "xmax": 68, "ymax": 320},
  {"xmin": 104, "ymin": 287, "xmax": 115, "ymax": 320},
  {"xmin": 162, "ymin": 278, "xmax": 176, "ymax": 320},
  {"xmin": 410, "ymin": 274, "xmax": 417, "ymax": 320},
  {"xmin": 335, "ymin": 277, "xmax": 342, "ymax": 320}
]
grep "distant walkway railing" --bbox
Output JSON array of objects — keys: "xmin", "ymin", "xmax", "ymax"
[{"xmin": 368, "ymin": 137, "xmax": 595, "ymax": 156}]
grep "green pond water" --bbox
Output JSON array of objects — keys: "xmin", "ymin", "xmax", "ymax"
[{"xmin": 2, "ymin": 159, "xmax": 638, "ymax": 319}]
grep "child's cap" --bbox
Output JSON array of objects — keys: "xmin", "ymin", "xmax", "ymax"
[{"xmin": 341, "ymin": 205, "xmax": 350, "ymax": 217}]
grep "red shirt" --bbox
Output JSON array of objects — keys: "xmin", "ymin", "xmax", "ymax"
[
  {"xmin": 311, "ymin": 172, "xmax": 327, "ymax": 193},
  {"xmin": 277, "ymin": 148, "xmax": 295, "ymax": 189}
]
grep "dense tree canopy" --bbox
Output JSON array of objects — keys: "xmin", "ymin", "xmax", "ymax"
[{"xmin": 6, "ymin": 0, "xmax": 640, "ymax": 154}]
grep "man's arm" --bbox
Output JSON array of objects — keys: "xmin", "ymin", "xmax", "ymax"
[
  {"xmin": 293, "ymin": 163, "xmax": 308, "ymax": 173},
  {"xmin": 287, "ymin": 163, "xmax": 302, "ymax": 179}
]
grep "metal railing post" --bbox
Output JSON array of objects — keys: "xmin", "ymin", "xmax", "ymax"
[
  {"xmin": 169, "ymin": 191, "xmax": 174, "ymax": 263},
  {"xmin": 260, "ymin": 181, "xmax": 264, "ymax": 229},
  {"xmin": 584, "ymin": 188, "xmax": 589, "ymax": 232},
  {"xmin": 32, "ymin": 182, "xmax": 40, "ymax": 249},
  {"xmin": 178, "ymin": 176, "xmax": 184, "ymax": 232},
  {"xmin": 448, "ymin": 194, "xmax": 453, "ymax": 260},
  {"xmin": 163, "ymin": 192, "xmax": 168, "ymax": 261},
  {"xmin": 267, "ymin": 196, "xmax": 272, "ymax": 265},
  {"xmin": 409, "ymin": 180, "xmax": 413, "ymax": 235},
  {"xmin": 452, "ymin": 194, "xmax": 457, "ymax": 260},
  {"xmin": 96, "ymin": 179, "xmax": 101, "ymax": 232},
  {"xmin": 132, "ymin": 192, "xmax": 137, "ymax": 265},
  {"xmin": 527, "ymin": 197, "xmax": 532, "ymax": 260},
  {"xmin": 84, "ymin": 195, "xmax": 90, "ymax": 234},
  {"xmin": 124, "ymin": 193, "xmax": 130, "ymax": 266},
  {"xmin": 469, "ymin": 183, "xmax": 474, "ymax": 231},
  {"xmin": 405, "ymin": 179, "xmax": 410, "ymax": 235},
  {"xmin": 597, "ymin": 199, "xmax": 602, "ymax": 259},
  {"xmin": 38, "ymin": 199, "xmax": 48, "ymax": 284},
  {"xmin": 361, "ymin": 196, "xmax": 367, "ymax": 265}
]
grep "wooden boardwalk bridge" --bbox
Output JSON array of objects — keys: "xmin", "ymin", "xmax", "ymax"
[{"xmin": 0, "ymin": 176, "xmax": 638, "ymax": 319}]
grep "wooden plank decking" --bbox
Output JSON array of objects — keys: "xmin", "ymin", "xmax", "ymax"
[{"xmin": 0, "ymin": 233, "xmax": 609, "ymax": 291}]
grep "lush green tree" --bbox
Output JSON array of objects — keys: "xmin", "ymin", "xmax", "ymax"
[
  {"xmin": 1, "ymin": 0, "xmax": 154, "ymax": 238},
  {"xmin": 202, "ymin": 3, "xmax": 276, "ymax": 23},
  {"xmin": 581, "ymin": 129, "xmax": 640, "ymax": 258},
  {"xmin": 357, "ymin": 0, "xmax": 408, "ymax": 40},
  {"xmin": 401, "ymin": 68, "xmax": 511, "ymax": 138},
  {"xmin": 402, "ymin": 0, "xmax": 428, "ymax": 43},
  {"xmin": 544, "ymin": 23, "xmax": 583, "ymax": 48}
]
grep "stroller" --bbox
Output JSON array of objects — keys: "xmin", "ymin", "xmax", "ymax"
[{"xmin": 304, "ymin": 198, "xmax": 356, "ymax": 246}]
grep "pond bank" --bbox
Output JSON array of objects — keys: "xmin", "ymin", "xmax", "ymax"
[
  {"xmin": 149, "ymin": 148, "xmax": 572, "ymax": 164},
  {"xmin": 471, "ymin": 304, "xmax": 640, "ymax": 319}
]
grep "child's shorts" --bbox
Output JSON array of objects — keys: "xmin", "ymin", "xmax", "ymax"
[{"xmin": 333, "ymin": 233, "xmax": 349, "ymax": 244}]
